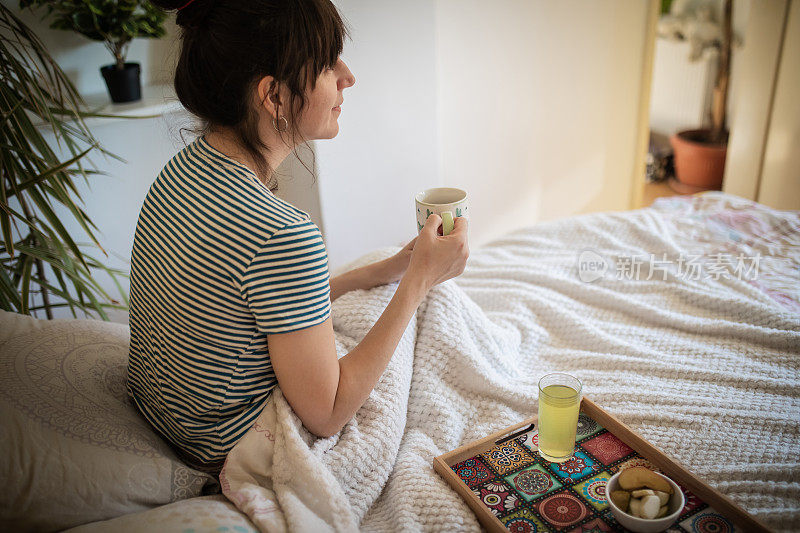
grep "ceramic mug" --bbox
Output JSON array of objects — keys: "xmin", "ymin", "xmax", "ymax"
[{"xmin": 415, "ymin": 187, "xmax": 469, "ymax": 236}]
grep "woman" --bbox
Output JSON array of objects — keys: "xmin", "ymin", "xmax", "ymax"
[{"xmin": 129, "ymin": 0, "xmax": 468, "ymax": 475}]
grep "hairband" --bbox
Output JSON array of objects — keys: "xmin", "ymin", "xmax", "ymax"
[{"xmin": 177, "ymin": 0, "xmax": 198, "ymax": 10}]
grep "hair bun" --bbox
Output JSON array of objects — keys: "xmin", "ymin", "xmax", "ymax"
[{"xmin": 149, "ymin": 0, "xmax": 214, "ymax": 29}]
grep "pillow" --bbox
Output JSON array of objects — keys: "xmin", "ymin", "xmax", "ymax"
[
  {"xmin": 65, "ymin": 495, "xmax": 256, "ymax": 533},
  {"xmin": 0, "ymin": 311, "xmax": 218, "ymax": 532}
]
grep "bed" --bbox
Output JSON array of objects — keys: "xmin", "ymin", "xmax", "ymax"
[{"xmin": 1, "ymin": 191, "xmax": 797, "ymax": 532}]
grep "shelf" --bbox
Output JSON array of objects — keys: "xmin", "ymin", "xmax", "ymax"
[{"xmin": 36, "ymin": 83, "xmax": 184, "ymax": 131}]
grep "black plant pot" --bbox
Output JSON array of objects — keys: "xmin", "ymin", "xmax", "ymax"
[{"xmin": 100, "ymin": 62, "xmax": 142, "ymax": 103}]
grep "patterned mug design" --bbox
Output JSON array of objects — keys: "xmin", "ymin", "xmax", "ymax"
[{"xmin": 415, "ymin": 188, "xmax": 468, "ymax": 236}]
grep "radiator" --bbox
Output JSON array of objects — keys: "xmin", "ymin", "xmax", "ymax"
[{"xmin": 649, "ymin": 36, "xmax": 719, "ymax": 136}]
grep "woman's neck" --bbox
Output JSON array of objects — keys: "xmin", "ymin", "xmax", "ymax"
[{"xmin": 204, "ymin": 127, "xmax": 294, "ymax": 183}]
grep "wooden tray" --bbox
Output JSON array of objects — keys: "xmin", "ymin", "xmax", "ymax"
[{"xmin": 433, "ymin": 397, "xmax": 771, "ymax": 532}]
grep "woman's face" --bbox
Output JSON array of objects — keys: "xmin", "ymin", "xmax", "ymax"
[{"xmin": 295, "ymin": 58, "xmax": 355, "ymax": 141}]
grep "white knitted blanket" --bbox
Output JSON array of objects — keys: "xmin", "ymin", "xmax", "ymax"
[{"xmin": 220, "ymin": 192, "xmax": 800, "ymax": 532}]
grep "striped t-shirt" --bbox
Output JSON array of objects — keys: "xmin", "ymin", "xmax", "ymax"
[{"xmin": 126, "ymin": 135, "xmax": 331, "ymax": 469}]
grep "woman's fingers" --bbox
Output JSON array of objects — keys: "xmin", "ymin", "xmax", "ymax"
[
  {"xmin": 449, "ymin": 216, "xmax": 468, "ymax": 236},
  {"xmin": 422, "ymin": 213, "xmax": 441, "ymax": 236}
]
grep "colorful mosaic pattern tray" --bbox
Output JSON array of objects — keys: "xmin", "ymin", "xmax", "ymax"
[{"xmin": 450, "ymin": 412, "xmax": 739, "ymax": 533}]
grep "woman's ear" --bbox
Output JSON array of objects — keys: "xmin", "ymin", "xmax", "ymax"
[{"xmin": 256, "ymin": 76, "xmax": 280, "ymax": 118}]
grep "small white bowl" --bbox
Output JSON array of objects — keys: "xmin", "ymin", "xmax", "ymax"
[{"xmin": 606, "ymin": 470, "xmax": 685, "ymax": 533}]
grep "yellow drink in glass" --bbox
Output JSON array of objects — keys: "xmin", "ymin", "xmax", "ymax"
[{"xmin": 537, "ymin": 373, "xmax": 582, "ymax": 463}]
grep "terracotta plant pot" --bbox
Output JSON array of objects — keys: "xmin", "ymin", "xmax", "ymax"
[{"xmin": 669, "ymin": 128, "xmax": 728, "ymax": 193}]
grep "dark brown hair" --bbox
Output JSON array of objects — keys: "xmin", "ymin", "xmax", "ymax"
[{"xmin": 150, "ymin": 0, "xmax": 349, "ymax": 191}]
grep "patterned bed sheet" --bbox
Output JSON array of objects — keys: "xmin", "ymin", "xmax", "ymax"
[{"xmin": 649, "ymin": 192, "xmax": 799, "ymax": 312}]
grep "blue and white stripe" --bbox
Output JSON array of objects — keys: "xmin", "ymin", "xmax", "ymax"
[{"xmin": 127, "ymin": 135, "xmax": 331, "ymax": 466}]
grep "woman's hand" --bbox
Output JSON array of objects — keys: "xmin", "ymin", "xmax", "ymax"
[
  {"xmin": 372, "ymin": 237, "xmax": 418, "ymax": 285},
  {"xmin": 329, "ymin": 238, "xmax": 417, "ymax": 301},
  {"xmin": 404, "ymin": 214, "xmax": 469, "ymax": 291}
]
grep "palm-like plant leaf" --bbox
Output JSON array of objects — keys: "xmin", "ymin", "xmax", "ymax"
[{"xmin": 0, "ymin": 5, "xmax": 128, "ymax": 319}]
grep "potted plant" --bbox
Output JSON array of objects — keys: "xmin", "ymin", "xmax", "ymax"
[
  {"xmin": 669, "ymin": 0, "xmax": 732, "ymax": 193},
  {"xmin": 20, "ymin": 0, "xmax": 167, "ymax": 103},
  {"xmin": 1, "ymin": 5, "xmax": 128, "ymax": 319}
]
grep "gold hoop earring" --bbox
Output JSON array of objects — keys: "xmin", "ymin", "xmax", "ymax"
[{"xmin": 273, "ymin": 116, "xmax": 288, "ymax": 132}]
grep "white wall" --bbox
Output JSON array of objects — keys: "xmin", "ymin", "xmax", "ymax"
[
  {"xmin": 436, "ymin": 1, "xmax": 652, "ymax": 248},
  {"xmin": 319, "ymin": 0, "xmax": 654, "ymax": 270},
  {"xmin": 722, "ymin": 0, "xmax": 800, "ymax": 207},
  {"xmin": 756, "ymin": 0, "xmax": 800, "ymax": 210},
  {"xmin": 316, "ymin": 0, "xmax": 439, "ymax": 274}
]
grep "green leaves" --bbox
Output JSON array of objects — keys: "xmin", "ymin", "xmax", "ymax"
[{"xmin": 1, "ymin": 5, "xmax": 128, "ymax": 319}]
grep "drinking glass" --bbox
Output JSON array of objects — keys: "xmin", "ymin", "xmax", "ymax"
[{"xmin": 537, "ymin": 373, "xmax": 582, "ymax": 463}]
